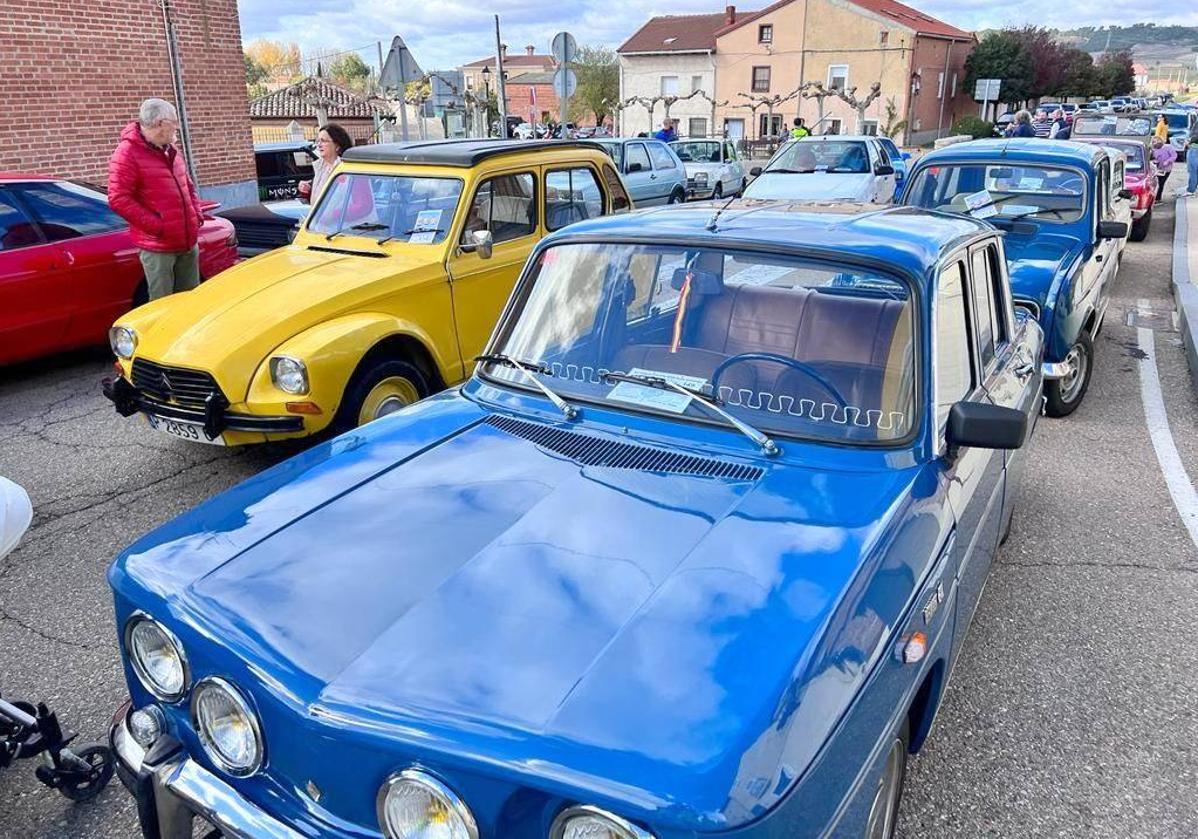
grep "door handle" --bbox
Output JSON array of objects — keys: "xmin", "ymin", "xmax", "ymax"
[
  {"xmin": 1094, "ymin": 253, "xmax": 1103, "ymax": 262},
  {"xmin": 1014, "ymin": 361, "xmax": 1034, "ymax": 379}
]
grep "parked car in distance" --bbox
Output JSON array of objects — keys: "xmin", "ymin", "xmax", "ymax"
[
  {"xmin": 1155, "ymin": 108, "xmax": 1198, "ymax": 160},
  {"xmin": 902, "ymin": 138, "xmax": 1129, "ymax": 416},
  {"xmin": 744, "ymin": 135, "xmax": 898, "ymax": 203},
  {"xmin": 593, "ymin": 138, "xmax": 687, "ymax": 205},
  {"xmin": 215, "ymin": 199, "xmax": 307, "ymax": 257},
  {"xmin": 107, "ymin": 200, "xmax": 1041, "ymax": 839},
  {"xmin": 253, "ymin": 141, "xmax": 315, "ymax": 202},
  {"xmin": 102, "ymin": 140, "xmax": 633, "ymax": 446},
  {"xmin": 876, "ymin": 136, "xmax": 910, "ymax": 187},
  {"xmin": 1039, "ymin": 102, "xmax": 1077, "ymax": 122},
  {"xmin": 0, "ymin": 174, "xmax": 237, "ymax": 366},
  {"xmin": 1072, "ymin": 137, "xmax": 1155, "ymax": 241},
  {"xmin": 669, "ymin": 138, "xmax": 748, "ymax": 199},
  {"xmin": 993, "ymin": 111, "xmax": 1017, "ymax": 136}
]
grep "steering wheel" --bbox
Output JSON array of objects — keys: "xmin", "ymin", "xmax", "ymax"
[{"xmin": 710, "ymin": 352, "xmax": 848, "ymax": 410}]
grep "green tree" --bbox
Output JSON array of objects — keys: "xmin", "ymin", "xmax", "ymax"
[
  {"xmin": 244, "ymin": 53, "xmax": 269, "ymax": 100},
  {"xmin": 1094, "ymin": 50, "xmax": 1135, "ymax": 97},
  {"xmin": 573, "ymin": 46, "xmax": 619, "ymax": 124},
  {"xmin": 329, "ymin": 53, "xmax": 371, "ymax": 92},
  {"xmin": 1011, "ymin": 26, "xmax": 1065, "ymax": 100},
  {"xmin": 1058, "ymin": 47, "xmax": 1096, "ymax": 97},
  {"xmin": 964, "ymin": 30, "xmax": 1034, "ymax": 105}
]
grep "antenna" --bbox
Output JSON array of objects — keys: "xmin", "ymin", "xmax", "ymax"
[{"xmin": 705, "ymin": 192, "xmax": 741, "ymax": 232}]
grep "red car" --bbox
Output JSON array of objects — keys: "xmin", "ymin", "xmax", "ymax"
[{"xmin": 0, "ymin": 173, "xmax": 238, "ymax": 366}]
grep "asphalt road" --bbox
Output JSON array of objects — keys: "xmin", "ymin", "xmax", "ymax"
[{"xmin": 1, "ymin": 193, "xmax": 1197, "ymax": 838}]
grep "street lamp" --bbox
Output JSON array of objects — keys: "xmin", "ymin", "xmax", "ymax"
[{"xmin": 481, "ymin": 66, "xmax": 493, "ymax": 137}]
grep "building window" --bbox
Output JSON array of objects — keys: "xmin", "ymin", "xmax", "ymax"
[
  {"xmin": 751, "ymin": 66, "xmax": 771, "ymax": 92},
  {"xmin": 688, "ymin": 117, "xmax": 708, "ymax": 137},
  {"xmin": 862, "ymin": 120, "xmax": 878, "ymax": 136},
  {"xmin": 951, "ymin": 73, "xmax": 957, "ymax": 97},
  {"xmin": 691, "ymin": 75, "xmax": 703, "ymax": 93},
  {"xmin": 759, "ymin": 24, "xmax": 773, "ymax": 43},
  {"xmin": 937, "ymin": 72, "xmax": 945, "ymax": 99},
  {"xmin": 880, "ymin": 30, "xmax": 889, "ymax": 45},
  {"xmin": 827, "ymin": 64, "xmax": 848, "ymax": 91},
  {"xmin": 661, "ymin": 75, "xmax": 679, "ymax": 96},
  {"xmin": 827, "ymin": 118, "xmax": 842, "ymax": 135}
]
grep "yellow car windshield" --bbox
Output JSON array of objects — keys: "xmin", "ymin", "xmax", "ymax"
[{"xmin": 307, "ymin": 173, "xmax": 463, "ymax": 244}]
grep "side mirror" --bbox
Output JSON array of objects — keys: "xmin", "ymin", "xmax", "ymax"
[
  {"xmin": 750, "ymin": 166, "xmax": 763, "ymax": 176},
  {"xmin": 901, "ymin": 152, "xmax": 911, "ymax": 160},
  {"xmin": 875, "ymin": 164, "xmax": 895, "ymax": 176},
  {"xmin": 1117, "ymin": 188, "xmax": 1133, "ymax": 200},
  {"xmin": 464, "ymin": 229, "xmax": 493, "ymax": 259},
  {"xmin": 946, "ymin": 402, "xmax": 1027, "ymax": 456},
  {"xmin": 627, "ymin": 162, "xmax": 644, "ymax": 173},
  {"xmin": 1098, "ymin": 219, "xmax": 1128, "ymax": 240}
]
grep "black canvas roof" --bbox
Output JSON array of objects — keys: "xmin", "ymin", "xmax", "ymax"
[{"xmin": 341, "ymin": 139, "xmax": 603, "ymax": 167}]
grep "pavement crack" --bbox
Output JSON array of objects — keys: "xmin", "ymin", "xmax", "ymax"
[
  {"xmin": 999, "ymin": 558, "xmax": 1198, "ymax": 574},
  {"xmin": 0, "ymin": 604, "xmax": 100, "ymax": 652}
]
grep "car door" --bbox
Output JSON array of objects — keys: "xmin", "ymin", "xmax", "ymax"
[
  {"xmin": 623, "ymin": 142, "xmax": 656, "ymax": 205},
  {"xmin": 12, "ymin": 180, "xmax": 142, "ymax": 346},
  {"xmin": 0, "ymin": 186, "xmax": 75, "ymax": 362},
  {"xmin": 933, "ymin": 255, "xmax": 1006, "ymax": 660},
  {"xmin": 1109, "ymin": 157, "xmax": 1131, "ymax": 255},
  {"xmin": 724, "ymin": 141, "xmax": 746, "ymax": 193},
  {"xmin": 646, "ymin": 142, "xmax": 682, "ymax": 202},
  {"xmin": 447, "ymin": 168, "xmax": 540, "ymax": 367},
  {"xmin": 870, "ymin": 140, "xmax": 896, "ymax": 203}
]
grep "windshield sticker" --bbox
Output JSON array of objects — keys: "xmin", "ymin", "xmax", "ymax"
[
  {"xmin": 999, "ymin": 204, "xmax": 1040, "ymax": 216},
  {"xmin": 963, "ymin": 190, "xmax": 997, "ymax": 218},
  {"xmin": 607, "ymin": 367, "xmax": 706, "ymax": 414},
  {"xmin": 408, "ymin": 209, "xmax": 442, "ymax": 244}
]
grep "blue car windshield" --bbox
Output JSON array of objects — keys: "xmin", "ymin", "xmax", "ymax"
[
  {"xmin": 906, "ymin": 163, "xmax": 1086, "ymax": 223},
  {"xmin": 484, "ymin": 243, "xmax": 917, "ymax": 444},
  {"xmin": 306, "ymin": 173, "xmax": 463, "ymax": 244}
]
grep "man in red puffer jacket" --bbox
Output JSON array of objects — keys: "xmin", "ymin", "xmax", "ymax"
[{"xmin": 108, "ymin": 98, "xmax": 205, "ymax": 300}]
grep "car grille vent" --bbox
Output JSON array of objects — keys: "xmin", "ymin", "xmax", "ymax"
[
  {"xmin": 485, "ymin": 415, "xmax": 764, "ymax": 481},
  {"xmin": 131, "ymin": 359, "xmax": 224, "ymax": 410}
]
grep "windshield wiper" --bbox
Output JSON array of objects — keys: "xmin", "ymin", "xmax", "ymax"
[
  {"xmin": 602, "ymin": 371, "xmax": 779, "ymax": 456},
  {"xmin": 475, "ymin": 353, "xmax": 578, "ymax": 421},
  {"xmin": 761, "ymin": 167, "xmax": 816, "ymax": 175},
  {"xmin": 326, "ymin": 222, "xmax": 388, "ymax": 242}
]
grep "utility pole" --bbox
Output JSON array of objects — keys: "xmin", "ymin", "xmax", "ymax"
[
  {"xmin": 494, "ymin": 16, "xmax": 509, "ymax": 137},
  {"xmin": 159, "ymin": 0, "xmax": 197, "ymax": 183}
]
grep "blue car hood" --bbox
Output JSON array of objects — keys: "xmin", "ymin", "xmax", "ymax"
[
  {"xmin": 115, "ymin": 398, "xmax": 921, "ymax": 829},
  {"xmin": 1002, "ymin": 230, "xmax": 1083, "ymax": 308}
]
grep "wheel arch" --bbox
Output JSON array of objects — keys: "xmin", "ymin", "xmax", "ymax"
[{"xmin": 906, "ymin": 658, "xmax": 947, "ymax": 753}]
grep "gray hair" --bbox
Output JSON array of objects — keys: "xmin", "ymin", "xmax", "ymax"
[
  {"xmin": 1015, "ymin": 109, "xmax": 1032, "ymax": 125},
  {"xmin": 139, "ymin": 98, "xmax": 178, "ymax": 127}
]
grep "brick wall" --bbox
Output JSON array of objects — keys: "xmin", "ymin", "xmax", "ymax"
[{"xmin": 0, "ymin": 0, "xmax": 254, "ymax": 195}]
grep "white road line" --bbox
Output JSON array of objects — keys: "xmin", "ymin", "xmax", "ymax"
[{"xmin": 1136, "ymin": 309, "xmax": 1198, "ymax": 550}]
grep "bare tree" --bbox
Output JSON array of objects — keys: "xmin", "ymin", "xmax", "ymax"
[{"xmin": 832, "ymin": 82, "xmax": 883, "ymax": 133}]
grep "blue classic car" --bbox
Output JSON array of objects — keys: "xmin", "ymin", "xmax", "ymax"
[
  {"xmin": 900, "ymin": 138, "xmax": 1129, "ymax": 416},
  {"xmin": 107, "ymin": 202, "xmax": 1043, "ymax": 839}
]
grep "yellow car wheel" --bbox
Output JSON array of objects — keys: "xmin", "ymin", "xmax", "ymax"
[{"xmin": 336, "ymin": 358, "xmax": 430, "ymax": 432}]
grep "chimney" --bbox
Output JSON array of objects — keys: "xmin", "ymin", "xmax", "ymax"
[
  {"xmin": 525, "ymin": 44, "xmax": 535, "ymax": 56},
  {"xmin": 725, "ymin": 5, "xmax": 735, "ymax": 23},
  {"xmin": 500, "ymin": 43, "xmax": 508, "ymax": 58}
]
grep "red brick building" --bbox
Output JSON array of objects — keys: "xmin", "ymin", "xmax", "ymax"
[{"xmin": 0, "ymin": 0, "xmax": 256, "ymax": 207}]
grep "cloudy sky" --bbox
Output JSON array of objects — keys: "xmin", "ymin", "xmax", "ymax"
[{"xmin": 238, "ymin": 0, "xmax": 1196, "ymax": 72}]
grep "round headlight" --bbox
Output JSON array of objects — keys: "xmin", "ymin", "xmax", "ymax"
[
  {"xmin": 109, "ymin": 326, "xmax": 137, "ymax": 359},
  {"xmin": 378, "ymin": 769, "xmax": 478, "ymax": 839},
  {"xmin": 192, "ymin": 677, "xmax": 263, "ymax": 776},
  {"xmin": 551, "ymin": 806, "xmax": 655, "ymax": 839},
  {"xmin": 269, "ymin": 356, "xmax": 309, "ymax": 395},
  {"xmin": 125, "ymin": 614, "xmax": 188, "ymax": 701}
]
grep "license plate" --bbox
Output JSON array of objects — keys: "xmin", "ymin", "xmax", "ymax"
[{"xmin": 145, "ymin": 413, "xmax": 225, "ymax": 446}]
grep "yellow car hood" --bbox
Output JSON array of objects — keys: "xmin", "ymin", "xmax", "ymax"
[{"xmin": 136, "ymin": 245, "xmax": 443, "ymax": 401}]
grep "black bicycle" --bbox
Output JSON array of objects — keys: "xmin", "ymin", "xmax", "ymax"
[{"xmin": 1, "ymin": 691, "xmax": 114, "ymax": 800}]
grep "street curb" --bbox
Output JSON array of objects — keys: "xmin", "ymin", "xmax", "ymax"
[{"xmin": 1173, "ymin": 197, "xmax": 1198, "ymax": 393}]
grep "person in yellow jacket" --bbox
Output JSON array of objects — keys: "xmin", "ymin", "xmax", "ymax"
[
  {"xmin": 791, "ymin": 117, "xmax": 810, "ymax": 139},
  {"xmin": 1154, "ymin": 115, "xmax": 1170, "ymax": 145}
]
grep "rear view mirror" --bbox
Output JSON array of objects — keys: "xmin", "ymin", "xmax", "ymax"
[
  {"xmin": 992, "ymin": 167, "xmax": 1014, "ymax": 179},
  {"xmin": 901, "ymin": 152, "xmax": 911, "ymax": 160},
  {"xmin": 946, "ymin": 401, "xmax": 1027, "ymax": 456},
  {"xmin": 750, "ymin": 166, "xmax": 763, "ymax": 176},
  {"xmin": 1098, "ymin": 219, "xmax": 1128, "ymax": 240},
  {"xmin": 875, "ymin": 164, "xmax": 895, "ymax": 176},
  {"xmin": 627, "ymin": 162, "xmax": 644, "ymax": 173}
]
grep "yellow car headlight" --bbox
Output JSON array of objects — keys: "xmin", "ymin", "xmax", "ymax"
[
  {"xmin": 109, "ymin": 326, "xmax": 137, "ymax": 359},
  {"xmin": 269, "ymin": 356, "xmax": 309, "ymax": 395}
]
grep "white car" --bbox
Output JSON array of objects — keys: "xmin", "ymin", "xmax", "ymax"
[
  {"xmin": 0, "ymin": 477, "xmax": 32, "ymax": 560},
  {"xmin": 743, "ymin": 135, "xmax": 898, "ymax": 204},
  {"xmin": 669, "ymin": 139, "xmax": 748, "ymax": 200}
]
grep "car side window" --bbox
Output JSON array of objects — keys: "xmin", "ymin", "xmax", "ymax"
[
  {"xmin": 14, "ymin": 182, "xmax": 125, "ymax": 241},
  {"xmin": 0, "ymin": 190, "xmax": 43, "ymax": 252},
  {"xmin": 725, "ymin": 142, "xmax": 737, "ymax": 162},
  {"xmin": 1112, "ymin": 160, "xmax": 1125, "ymax": 194},
  {"xmin": 875, "ymin": 141, "xmax": 891, "ymax": 166},
  {"xmin": 970, "ymin": 247, "xmax": 998, "ymax": 370},
  {"xmin": 1097, "ymin": 159, "xmax": 1112, "ymax": 219},
  {"xmin": 647, "ymin": 143, "xmax": 676, "ymax": 171},
  {"xmin": 460, "ymin": 172, "xmax": 537, "ymax": 245},
  {"xmin": 936, "ymin": 260, "xmax": 974, "ymax": 432},
  {"xmin": 601, "ymin": 165, "xmax": 631, "ymax": 213},
  {"xmin": 625, "ymin": 143, "xmax": 651, "ymax": 173},
  {"xmin": 545, "ymin": 168, "xmax": 604, "ymax": 232}
]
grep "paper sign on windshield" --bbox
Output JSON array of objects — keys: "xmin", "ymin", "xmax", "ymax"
[
  {"xmin": 408, "ymin": 209, "xmax": 442, "ymax": 244},
  {"xmin": 964, "ymin": 190, "xmax": 997, "ymax": 219},
  {"xmin": 607, "ymin": 368, "xmax": 706, "ymax": 414}
]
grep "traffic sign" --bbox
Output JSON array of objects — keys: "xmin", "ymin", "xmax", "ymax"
[
  {"xmin": 551, "ymin": 32, "xmax": 577, "ymax": 64},
  {"xmin": 379, "ymin": 36, "xmax": 423, "ymax": 93},
  {"xmin": 974, "ymin": 78, "xmax": 1001, "ymax": 102},
  {"xmin": 554, "ymin": 67, "xmax": 577, "ymax": 100}
]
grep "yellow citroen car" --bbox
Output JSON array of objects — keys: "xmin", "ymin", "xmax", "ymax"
[{"xmin": 102, "ymin": 139, "xmax": 632, "ymax": 445}]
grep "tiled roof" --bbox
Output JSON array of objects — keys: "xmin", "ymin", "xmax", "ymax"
[
  {"xmin": 618, "ymin": 11, "xmax": 759, "ymax": 53},
  {"xmin": 846, "ymin": 0, "xmax": 972, "ymax": 39},
  {"xmin": 248, "ymin": 77, "xmax": 390, "ymax": 120},
  {"xmin": 463, "ymin": 54, "xmax": 556, "ymax": 69},
  {"xmin": 505, "ymin": 71, "xmax": 557, "ymax": 85}
]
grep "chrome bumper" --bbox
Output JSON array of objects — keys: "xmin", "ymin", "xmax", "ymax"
[
  {"xmin": 112, "ymin": 703, "xmax": 304, "ymax": 839},
  {"xmin": 1042, "ymin": 360, "xmax": 1070, "ymax": 380}
]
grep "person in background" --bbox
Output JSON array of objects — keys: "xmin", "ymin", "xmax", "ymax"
[
  {"xmin": 790, "ymin": 117, "xmax": 810, "ymax": 139},
  {"xmin": 1151, "ymin": 137, "xmax": 1177, "ymax": 201},
  {"xmin": 298, "ymin": 123, "xmax": 353, "ymax": 204},
  {"xmin": 653, "ymin": 118, "xmax": 677, "ymax": 142},
  {"xmin": 1154, "ymin": 115, "xmax": 1170, "ymax": 144},
  {"xmin": 107, "ymin": 98, "xmax": 205, "ymax": 301},
  {"xmin": 1183, "ymin": 134, "xmax": 1198, "ymax": 197},
  {"xmin": 1006, "ymin": 110, "xmax": 1035, "ymax": 138},
  {"xmin": 1048, "ymin": 110, "xmax": 1068, "ymax": 139},
  {"xmin": 1031, "ymin": 109, "xmax": 1053, "ymax": 137}
]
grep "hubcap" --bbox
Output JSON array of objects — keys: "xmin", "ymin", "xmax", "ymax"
[
  {"xmin": 1058, "ymin": 343, "xmax": 1088, "ymax": 402},
  {"xmin": 864, "ymin": 737, "xmax": 905, "ymax": 839},
  {"xmin": 357, "ymin": 376, "xmax": 419, "ymax": 425}
]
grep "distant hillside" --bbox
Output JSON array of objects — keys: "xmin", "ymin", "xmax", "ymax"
[{"xmin": 1055, "ymin": 24, "xmax": 1198, "ymax": 66}]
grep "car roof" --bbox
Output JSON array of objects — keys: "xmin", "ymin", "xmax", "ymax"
[
  {"xmin": 341, "ymin": 139, "xmax": 607, "ymax": 167},
  {"xmin": 914, "ymin": 138, "xmax": 1105, "ymax": 167},
  {"xmin": 254, "ymin": 142, "xmax": 312, "ymax": 152},
  {"xmin": 544, "ymin": 201, "xmax": 992, "ymax": 279},
  {"xmin": 794, "ymin": 135, "xmax": 875, "ymax": 142},
  {"xmin": 0, "ymin": 171, "xmax": 55, "ymax": 182}
]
